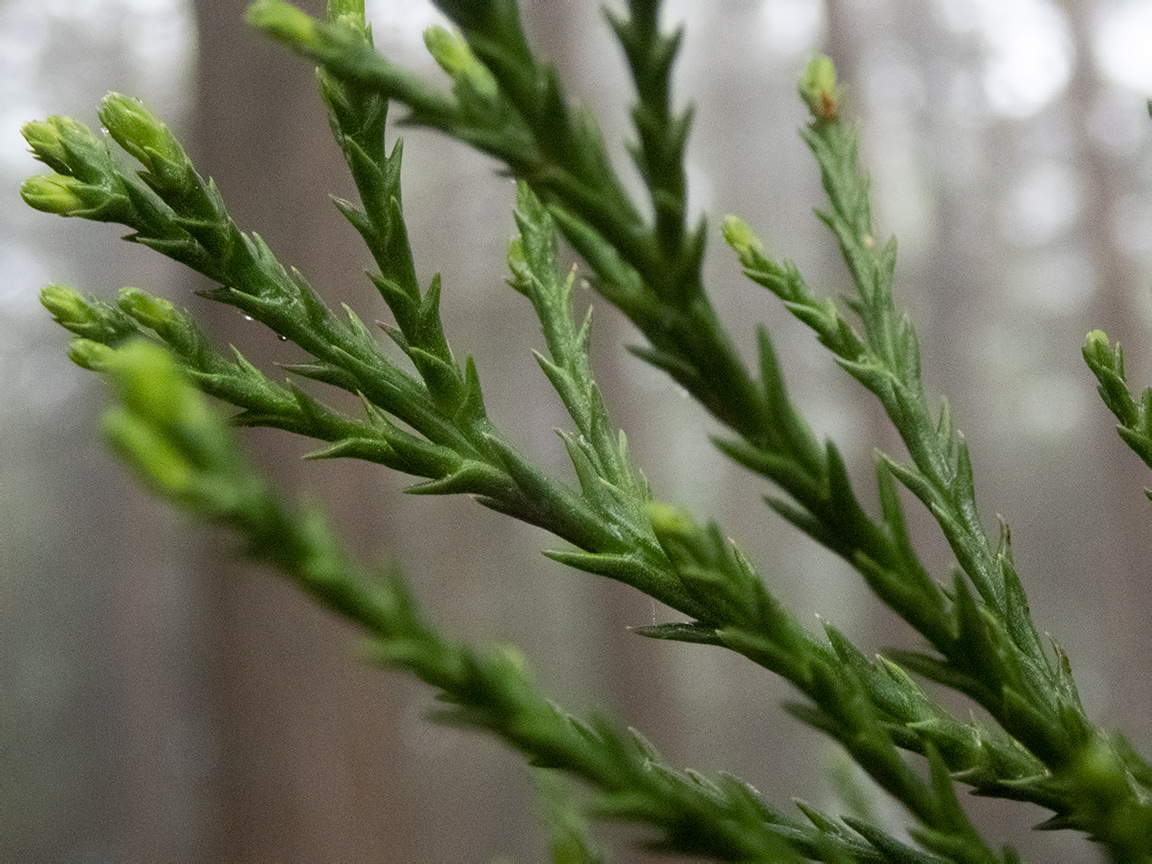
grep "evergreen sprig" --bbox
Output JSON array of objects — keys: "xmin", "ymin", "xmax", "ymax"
[
  {"xmin": 1084, "ymin": 329, "xmax": 1152, "ymax": 489},
  {"xmin": 247, "ymin": 0, "xmax": 773, "ymax": 445},
  {"xmin": 80, "ymin": 338, "xmax": 878, "ymax": 863},
  {"xmin": 21, "ymin": 0, "xmax": 1152, "ymax": 859},
  {"xmin": 723, "ymin": 59, "xmax": 1152, "ymax": 854},
  {"xmin": 23, "ymin": 80, "xmax": 704, "ymax": 619}
]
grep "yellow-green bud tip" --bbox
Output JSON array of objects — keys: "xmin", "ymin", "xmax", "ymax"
[
  {"xmin": 424, "ymin": 26, "xmax": 467, "ymax": 67},
  {"xmin": 424, "ymin": 26, "xmax": 499, "ymax": 100},
  {"xmin": 21, "ymin": 119, "xmax": 71, "ymax": 174},
  {"xmin": 98, "ymin": 93, "xmax": 186, "ymax": 175},
  {"xmin": 721, "ymin": 215, "xmax": 764, "ymax": 259},
  {"xmin": 493, "ymin": 643, "xmax": 527, "ymax": 672},
  {"xmin": 21, "ymin": 174, "xmax": 86, "ymax": 215},
  {"xmin": 100, "ymin": 340, "xmax": 201, "ymax": 429},
  {"xmin": 41, "ymin": 284, "xmax": 93, "ymax": 326},
  {"xmin": 646, "ymin": 501, "xmax": 695, "ymax": 536},
  {"xmin": 326, "ymin": 0, "xmax": 365, "ymax": 27},
  {"xmin": 506, "ymin": 237, "xmax": 530, "ymax": 294},
  {"xmin": 1085, "ymin": 329, "xmax": 1109, "ymax": 347},
  {"xmin": 102, "ymin": 408, "xmax": 193, "ymax": 496},
  {"xmin": 799, "ymin": 55, "xmax": 841, "ymax": 122},
  {"xmin": 68, "ymin": 338, "xmax": 117, "ymax": 371},
  {"xmin": 246, "ymin": 0, "xmax": 319, "ymax": 44},
  {"xmin": 118, "ymin": 287, "xmax": 177, "ymax": 332}
]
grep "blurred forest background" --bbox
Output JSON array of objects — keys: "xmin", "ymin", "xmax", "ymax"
[{"xmin": 3, "ymin": 0, "xmax": 1152, "ymax": 860}]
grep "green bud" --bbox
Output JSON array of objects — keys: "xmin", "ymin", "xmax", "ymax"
[
  {"xmin": 118, "ymin": 287, "xmax": 177, "ymax": 334},
  {"xmin": 43, "ymin": 286, "xmax": 139, "ymax": 344},
  {"xmin": 1082, "ymin": 329, "xmax": 1119, "ymax": 373},
  {"xmin": 21, "ymin": 119, "xmax": 73, "ymax": 175},
  {"xmin": 506, "ymin": 237, "xmax": 531, "ymax": 294},
  {"xmin": 326, "ymin": 0, "xmax": 365, "ymax": 29},
  {"xmin": 68, "ymin": 338, "xmax": 117, "ymax": 371},
  {"xmin": 103, "ymin": 407, "xmax": 194, "ymax": 496},
  {"xmin": 95, "ymin": 341, "xmax": 266, "ymax": 516},
  {"xmin": 646, "ymin": 501, "xmax": 696, "ymax": 538},
  {"xmin": 100, "ymin": 340, "xmax": 203, "ymax": 431},
  {"xmin": 98, "ymin": 93, "xmax": 189, "ymax": 194},
  {"xmin": 247, "ymin": 0, "xmax": 321, "ymax": 46},
  {"xmin": 20, "ymin": 174, "xmax": 130, "ymax": 221},
  {"xmin": 492, "ymin": 643, "xmax": 527, "ymax": 673},
  {"xmin": 22, "ymin": 115, "xmax": 112, "ymax": 183},
  {"xmin": 721, "ymin": 215, "xmax": 764, "ymax": 263},
  {"xmin": 799, "ymin": 55, "xmax": 842, "ymax": 122},
  {"xmin": 21, "ymin": 174, "xmax": 88, "ymax": 215},
  {"xmin": 41, "ymin": 284, "xmax": 96, "ymax": 327},
  {"xmin": 1066, "ymin": 737, "xmax": 1132, "ymax": 824},
  {"xmin": 424, "ymin": 26, "xmax": 499, "ymax": 101}
]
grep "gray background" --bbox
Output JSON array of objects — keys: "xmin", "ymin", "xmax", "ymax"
[{"xmin": 3, "ymin": 0, "xmax": 1151, "ymax": 860}]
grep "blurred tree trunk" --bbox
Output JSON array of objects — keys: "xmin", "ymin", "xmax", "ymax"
[{"xmin": 190, "ymin": 1, "xmax": 419, "ymax": 859}]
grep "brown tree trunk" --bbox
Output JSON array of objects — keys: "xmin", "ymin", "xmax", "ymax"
[{"xmin": 190, "ymin": 1, "xmax": 417, "ymax": 859}]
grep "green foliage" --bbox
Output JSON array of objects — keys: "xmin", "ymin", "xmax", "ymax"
[
  {"xmin": 1084, "ymin": 330, "xmax": 1152, "ymax": 493},
  {"xmin": 21, "ymin": 0, "xmax": 1152, "ymax": 860}
]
